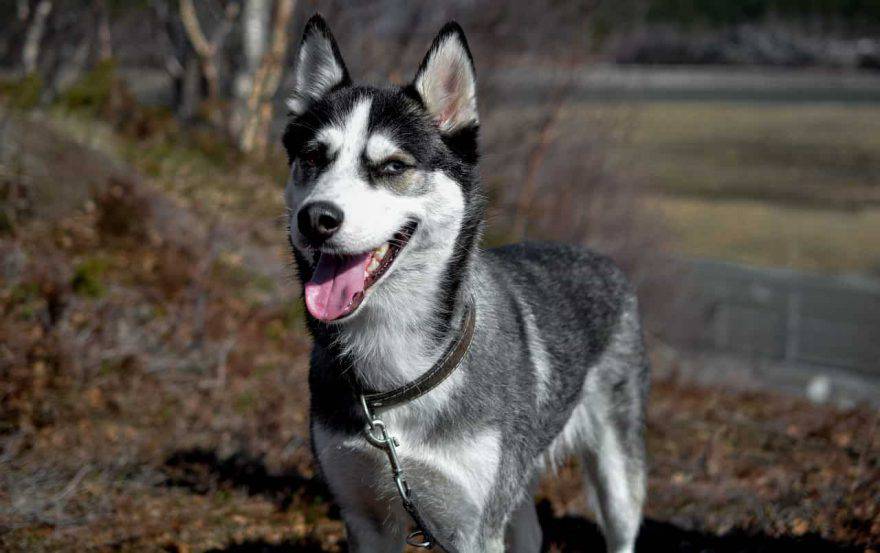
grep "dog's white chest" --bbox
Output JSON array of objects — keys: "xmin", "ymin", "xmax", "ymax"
[{"xmin": 313, "ymin": 419, "xmax": 502, "ymax": 521}]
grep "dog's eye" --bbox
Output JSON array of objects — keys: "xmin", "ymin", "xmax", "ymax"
[
  {"xmin": 378, "ymin": 160, "xmax": 407, "ymax": 176},
  {"xmin": 300, "ymin": 148, "xmax": 325, "ymax": 168}
]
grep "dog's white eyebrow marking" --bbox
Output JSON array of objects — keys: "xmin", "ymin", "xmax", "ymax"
[
  {"xmin": 336, "ymin": 98, "xmax": 372, "ymax": 166},
  {"xmin": 365, "ymin": 133, "xmax": 401, "ymax": 163},
  {"xmin": 315, "ymin": 127, "xmax": 344, "ymax": 155},
  {"xmin": 313, "ymin": 98, "xmax": 373, "ymax": 158}
]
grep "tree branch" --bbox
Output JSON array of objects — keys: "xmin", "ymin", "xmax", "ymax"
[
  {"xmin": 179, "ymin": 0, "xmax": 213, "ymax": 58},
  {"xmin": 179, "ymin": 0, "xmax": 241, "ymax": 104},
  {"xmin": 21, "ymin": 0, "xmax": 53, "ymax": 74},
  {"xmin": 238, "ymin": 0, "xmax": 295, "ymax": 154}
]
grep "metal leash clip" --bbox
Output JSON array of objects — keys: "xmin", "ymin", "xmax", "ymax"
[
  {"xmin": 360, "ymin": 395, "xmax": 434, "ymax": 549},
  {"xmin": 406, "ymin": 529, "xmax": 433, "ymax": 548}
]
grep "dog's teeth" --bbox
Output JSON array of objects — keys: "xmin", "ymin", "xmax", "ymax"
[
  {"xmin": 367, "ymin": 258, "xmax": 380, "ymax": 273},
  {"xmin": 376, "ymin": 243, "xmax": 389, "ymax": 259}
]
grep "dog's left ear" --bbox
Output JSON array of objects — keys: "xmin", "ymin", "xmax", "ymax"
[
  {"xmin": 412, "ymin": 22, "xmax": 478, "ymax": 134},
  {"xmin": 287, "ymin": 14, "xmax": 351, "ymax": 116}
]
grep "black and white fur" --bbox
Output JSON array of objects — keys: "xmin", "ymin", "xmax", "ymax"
[{"xmin": 283, "ymin": 15, "xmax": 649, "ymax": 553}]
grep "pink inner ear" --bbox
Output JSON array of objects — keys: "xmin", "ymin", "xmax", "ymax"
[
  {"xmin": 440, "ymin": 102, "xmax": 458, "ymax": 127},
  {"xmin": 438, "ymin": 69, "xmax": 464, "ymax": 127}
]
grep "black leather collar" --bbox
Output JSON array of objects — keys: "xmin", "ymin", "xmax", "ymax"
[{"xmin": 361, "ymin": 301, "xmax": 476, "ymax": 413}]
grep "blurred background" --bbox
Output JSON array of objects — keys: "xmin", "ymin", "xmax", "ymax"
[{"xmin": 1, "ymin": 1, "xmax": 879, "ymax": 551}]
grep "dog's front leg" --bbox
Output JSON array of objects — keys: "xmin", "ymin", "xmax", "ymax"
[
  {"xmin": 343, "ymin": 511, "xmax": 406, "ymax": 553},
  {"xmin": 472, "ymin": 530, "xmax": 506, "ymax": 553},
  {"xmin": 504, "ymin": 498, "xmax": 542, "ymax": 552},
  {"xmin": 313, "ymin": 424, "xmax": 407, "ymax": 552}
]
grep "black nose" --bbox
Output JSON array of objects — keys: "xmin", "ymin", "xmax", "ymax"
[{"xmin": 297, "ymin": 201, "xmax": 344, "ymax": 243}]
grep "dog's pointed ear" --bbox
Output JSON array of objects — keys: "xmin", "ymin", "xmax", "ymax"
[
  {"xmin": 411, "ymin": 22, "xmax": 478, "ymax": 134},
  {"xmin": 287, "ymin": 14, "xmax": 350, "ymax": 116}
]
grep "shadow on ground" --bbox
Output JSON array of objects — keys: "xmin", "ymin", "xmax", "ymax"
[
  {"xmin": 162, "ymin": 448, "xmax": 332, "ymax": 512},
  {"xmin": 205, "ymin": 538, "xmax": 329, "ymax": 552},
  {"xmin": 162, "ymin": 450, "xmax": 861, "ymax": 552},
  {"xmin": 537, "ymin": 501, "xmax": 862, "ymax": 552}
]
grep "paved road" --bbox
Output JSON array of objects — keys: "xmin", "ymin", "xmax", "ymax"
[
  {"xmin": 118, "ymin": 64, "xmax": 880, "ymax": 107},
  {"xmin": 492, "ymin": 63, "xmax": 880, "ymax": 104},
  {"xmin": 672, "ymin": 258, "xmax": 880, "ymax": 407}
]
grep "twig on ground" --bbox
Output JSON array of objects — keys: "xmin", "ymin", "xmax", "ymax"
[{"xmin": 48, "ymin": 464, "xmax": 90, "ymax": 510}]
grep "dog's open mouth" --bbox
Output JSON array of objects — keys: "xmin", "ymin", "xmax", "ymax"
[{"xmin": 304, "ymin": 221, "xmax": 417, "ymax": 322}]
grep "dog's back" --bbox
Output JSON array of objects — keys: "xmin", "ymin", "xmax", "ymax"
[{"xmin": 485, "ymin": 242, "xmax": 631, "ymax": 371}]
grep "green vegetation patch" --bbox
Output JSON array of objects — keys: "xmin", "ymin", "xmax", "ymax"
[
  {"xmin": 0, "ymin": 73, "xmax": 43, "ymax": 110},
  {"xmin": 71, "ymin": 257, "xmax": 109, "ymax": 298},
  {"xmin": 59, "ymin": 60, "xmax": 119, "ymax": 115}
]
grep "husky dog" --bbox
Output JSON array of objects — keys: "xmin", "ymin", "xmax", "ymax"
[{"xmin": 283, "ymin": 14, "xmax": 649, "ymax": 553}]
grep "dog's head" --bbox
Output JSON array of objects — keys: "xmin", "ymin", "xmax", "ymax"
[{"xmin": 284, "ymin": 15, "xmax": 483, "ymax": 324}]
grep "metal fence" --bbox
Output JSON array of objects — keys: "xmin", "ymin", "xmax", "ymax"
[{"xmin": 687, "ymin": 260, "xmax": 880, "ymax": 374}]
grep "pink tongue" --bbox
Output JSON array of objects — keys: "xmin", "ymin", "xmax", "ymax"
[{"xmin": 304, "ymin": 252, "xmax": 371, "ymax": 321}]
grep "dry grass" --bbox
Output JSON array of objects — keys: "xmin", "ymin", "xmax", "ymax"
[
  {"xmin": 656, "ymin": 196, "xmax": 880, "ymax": 274},
  {"xmin": 588, "ymin": 101, "xmax": 880, "ymax": 274},
  {"xmin": 487, "ymin": 100, "xmax": 880, "ymax": 274},
  {"xmin": 613, "ymin": 102, "xmax": 880, "ymax": 208},
  {"xmin": 46, "ymin": 108, "xmax": 288, "ymax": 224}
]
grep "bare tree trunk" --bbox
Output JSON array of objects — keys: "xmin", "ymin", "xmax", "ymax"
[
  {"xmin": 238, "ymin": 0, "xmax": 295, "ymax": 156},
  {"xmin": 95, "ymin": 0, "xmax": 113, "ymax": 62},
  {"xmin": 180, "ymin": 53, "xmax": 202, "ymax": 121},
  {"xmin": 179, "ymin": 0, "xmax": 240, "ymax": 120},
  {"xmin": 231, "ymin": 0, "xmax": 271, "ymax": 137},
  {"xmin": 48, "ymin": 35, "xmax": 91, "ymax": 98},
  {"xmin": 150, "ymin": 0, "xmax": 189, "ymax": 116},
  {"xmin": 242, "ymin": 0, "xmax": 271, "ymax": 64},
  {"xmin": 21, "ymin": 0, "xmax": 53, "ymax": 75},
  {"xmin": 17, "ymin": 0, "xmax": 29, "ymax": 22}
]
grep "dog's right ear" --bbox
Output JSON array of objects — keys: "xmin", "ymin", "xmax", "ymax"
[
  {"xmin": 411, "ymin": 22, "xmax": 478, "ymax": 135},
  {"xmin": 287, "ymin": 14, "xmax": 350, "ymax": 116}
]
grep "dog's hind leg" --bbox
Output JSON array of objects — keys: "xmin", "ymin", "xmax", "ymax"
[
  {"xmin": 581, "ymin": 365, "xmax": 647, "ymax": 553},
  {"xmin": 581, "ymin": 364, "xmax": 647, "ymax": 553},
  {"xmin": 579, "ymin": 293, "xmax": 648, "ymax": 553},
  {"xmin": 583, "ymin": 432, "xmax": 644, "ymax": 553},
  {"xmin": 504, "ymin": 490, "xmax": 542, "ymax": 553}
]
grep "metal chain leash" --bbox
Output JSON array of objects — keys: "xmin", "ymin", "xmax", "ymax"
[{"xmin": 359, "ymin": 394, "xmax": 434, "ymax": 549}]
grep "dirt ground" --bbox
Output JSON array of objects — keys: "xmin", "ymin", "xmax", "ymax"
[{"xmin": 1, "ymin": 110, "xmax": 878, "ymax": 552}]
